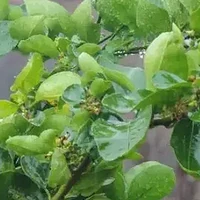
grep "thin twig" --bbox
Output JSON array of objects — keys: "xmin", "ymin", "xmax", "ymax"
[
  {"xmin": 98, "ymin": 34, "xmax": 113, "ymax": 45},
  {"xmin": 97, "ymin": 16, "xmax": 101, "ymax": 24},
  {"xmin": 114, "ymin": 45, "xmax": 148, "ymax": 56},
  {"xmin": 52, "ymin": 156, "xmax": 90, "ymax": 200},
  {"xmin": 98, "ymin": 25, "xmax": 125, "ymax": 47}
]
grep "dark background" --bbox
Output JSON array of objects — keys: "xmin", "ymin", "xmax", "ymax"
[{"xmin": 2, "ymin": 1, "xmax": 199, "ymax": 199}]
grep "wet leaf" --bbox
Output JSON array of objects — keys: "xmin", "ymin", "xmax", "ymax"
[
  {"xmin": 179, "ymin": 0, "xmax": 200, "ymax": 13},
  {"xmin": 0, "ymin": 171, "xmax": 48, "ymax": 200},
  {"xmin": 78, "ymin": 43, "xmax": 101, "ymax": 55},
  {"xmin": 24, "ymin": 0, "xmax": 74, "ymax": 37},
  {"xmin": 0, "ymin": 100, "xmax": 18, "ymax": 119},
  {"xmin": 8, "ymin": 5, "xmax": 23, "ymax": 20},
  {"xmin": 103, "ymin": 170, "xmax": 125, "ymax": 200},
  {"xmin": 126, "ymin": 161, "xmax": 175, "ymax": 200},
  {"xmin": 10, "ymin": 15, "xmax": 45, "ymax": 40},
  {"xmin": 11, "ymin": 53, "xmax": 44, "ymax": 94},
  {"xmin": 72, "ymin": 0, "xmax": 100, "ymax": 43},
  {"xmin": 102, "ymin": 93, "xmax": 135, "ymax": 114},
  {"xmin": 152, "ymin": 71, "xmax": 189, "ymax": 89},
  {"xmin": 189, "ymin": 111, "xmax": 200, "ymax": 122},
  {"xmin": 0, "ymin": 148, "xmax": 14, "ymax": 173},
  {"xmin": 70, "ymin": 110, "xmax": 91, "ymax": 133},
  {"xmin": 0, "ymin": 21, "xmax": 18, "ymax": 56},
  {"xmin": 28, "ymin": 108, "xmax": 71, "ymax": 136},
  {"xmin": 79, "ymin": 53, "xmax": 134, "ymax": 91},
  {"xmin": 98, "ymin": 57, "xmax": 146, "ymax": 90},
  {"xmin": 90, "ymin": 78, "xmax": 112, "ymax": 98},
  {"xmin": 91, "ymin": 107, "xmax": 152, "ymax": 161},
  {"xmin": 171, "ymin": 119, "xmax": 200, "ymax": 176},
  {"xmin": 136, "ymin": 0, "xmax": 171, "ymax": 35},
  {"xmin": 36, "ymin": 71, "xmax": 81, "ymax": 101},
  {"xmin": 6, "ymin": 129, "xmax": 57, "ymax": 156},
  {"xmin": 0, "ymin": 123, "xmax": 18, "ymax": 146},
  {"xmin": 78, "ymin": 52, "xmax": 103, "ymax": 74},
  {"xmin": 96, "ymin": 0, "xmax": 138, "ymax": 31},
  {"xmin": 190, "ymin": 7, "xmax": 200, "ymax": 33},
  {"xmin": 145, "ymin": 24, "xmax": 187, "ymax": 90},
  {"xmin": 186, "ymin": 49, "xmax": 200, "ymax": 73},
  {"xmin": 103, "ymin": 67, "xmax": 134, "ymax": 92},
  {"xmin": 48, "ymin": 148, "xmax": 71, "ymax": 188},
  {"xmin": 62, "ymin": 84, "xmax": 85, "ymax": 104},
  {"xmin": 74, "ymin": 170, "xmax": 114, "ymax": 196},
  {"xmin": 0, "ymin": 0, "xmax": 9, "ymax": 20},
  {"xmin": 18, "ymin": 35, "xmax": 59, "ymax": 58},
  {"xmin": 21, "ymin": 156, "xmax": 49, "ymax": 189}
]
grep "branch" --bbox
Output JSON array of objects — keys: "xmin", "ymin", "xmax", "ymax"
[
  {"xmin": 150, "ymin": 116, "xmax": 177, "ymax": 128},
  {"xmin": 52, "ymin": 156, "xmax": 90, "ymax": 200},
  {"xmin": 98, "ymin": 25, "xmax": 125, "ymax": 46},
  {"xmin": 114, "ymin": 45, "xmax": 148, "ymax": 56}
]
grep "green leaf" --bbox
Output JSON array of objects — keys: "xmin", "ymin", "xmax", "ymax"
[
  {"xmin": 90, "ymin": 78, "xmax": 112, "ymax": 98},
  {"xmin": 0, "ymin": 171, "xmax": 48, "ymax": 200},
  {"xmin": 136, "ymin": 0, "xmax": 171, "ymax": 35},
  {"xmin": 96, "ymin": 0, "xmax": 138, "ymax": 31},
  {"xmin": 62, "ymin": 84, "xmax": 85, "ymax": 104},
  {"xmin": 179, "ymin": 0, "xmax": 200, "ymax": 13},
  {"xmin": 91, "ymin": 106, "xmax": 152, "ymax": 161},
  {"xmin": 21, "ymin": 156, "xmax": 49, "ymax": 190},
  {"xmin": 72, "ymin": 0, "xmax": 100, "ymax": 43},
  {"xmin": 79, "ymin": 53, "xmax": 134, "ymax": 91},
  {"xmin": 11, "ymin": 53, "xmax": 43, "ymax": 94},
  {"xmin": 86, "ymin": 194, "xmax": 111, "ymax": 200},
  {"xmin": 190, "ymin": 7, "xmax": 200, "ymax": 33},
  {"xmin": 79, "ymin": 52, "xmax": 103, "ymax": 74},
  {"xmin": 102, "ymin": 68, "xmax": 134, "ymax": 92},
  {"xmin": 160, "ymin": 43, "xmax": 188, "ymax": 79},
  {"xmin": 163, "ymin": 0, "xmax": 189, "ymax": 28},
  {"xmin": 28, "ymin": 108, "xmax": 70, "ymax": 136},
  {"xmin": 135, "ymin": 86, "xmax": 191, "ymax": 110},
  {"xmin": 48, "ymin": 148, "xmax": 71, "ymax": 188},
  {"xmin": 0, "ymin": 0, "xmax": 9, "ymax": 20},
  {"xmin": 145, "ymin": 24, "xmax": 187, "ymax": 90},
  {"xmin": 102, "ymin": 94, "xmax": 135, "ymax": 114},
  {"xmin": 0, "ymin": 100, "xmax": 18, "ymax": 119},
  {"xmin": 152, "ymin": 71, "xmax": 189, "ymax": 89},
  {"xmin": 0, "ymin": 21, "xmax": 18, "ymax": 56},
  {"xmin": 71, "ymin": 110, "xmax": 91, "ymax": 133},
  {"xmin": 28, "ymin": 111, "xmax": 45, "ymax": 127},
  {"xmin": 103, "ymin": 171, "xmax": 126, "ymax": 200},
  {"xmin": 78, "ymin": 43, "xmax": 101, "ymax": 55},
  {"xmin": 9, "ymin": 15, "xmax": 45, "ymax": 40},
  {"xmin": 24, "ymin": 0, "xmax": 74, "ymax": 37},
  {"xmin": 55, "ymin": 37, "xmax": 70, "ymax": 52},
  {"xmin": 18, "ymin": 35, "xmax": 59, "ymax": 58},
  {"xmin": 96, "ymin": 0, "xmax": 122, "ymax": 31},
  {"xmin": 98, "ymin": 57, "xmax": 146, "ymax": 90},
  {"xmin": 8, "ymin": 5, "xmax": 23, "ymax": 20},
  {"xmin": 0, "ymin": 123, "xmax": 18, "ymax": 146},
  {"xmin": 171, "ymin": 119, "xmax": 200, "ymax": 176},
  {"xmin": 36, "ymin": 71, "xmax": 81, "ymax": 101},
  {"xmin": 189, "ymin": 111, "xmax": 200, "ymax": 122},
  {"xmin": 6, "ymin": 129, "xmax": 57, "ymax": 156},
  {"xmin": 126, "ymin": 161, "xmax": 175, "ymax": 200},
  {"xmin": 74, "ymin": 170, "xmax": 114, "ymax": 196},
  {"xmin": 186, "ymin": 49, "xmax": 200, "ymax": 73},
  {"xmin": 81, "ymin": 52, "xmax": 134, "ymax": 92},
  {"xmin": 0, "ymin": 148, "xmax": 14, "ymax": 173}
]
